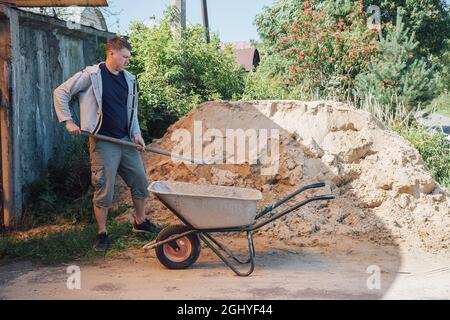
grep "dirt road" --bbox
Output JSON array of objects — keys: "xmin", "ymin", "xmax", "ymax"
[{"xmin": 1, "ymin": 236, "xmax": 449, "ymax": 300}]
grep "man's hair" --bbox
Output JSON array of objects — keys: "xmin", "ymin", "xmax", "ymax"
[{"xmin": 106, "ymin": 36, "xmax": 132, "ymax": 53}]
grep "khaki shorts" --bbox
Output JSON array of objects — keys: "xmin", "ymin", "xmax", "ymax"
[{"xmin": 89, "ymin": 136, "xmax": 149, "ymax": 208}]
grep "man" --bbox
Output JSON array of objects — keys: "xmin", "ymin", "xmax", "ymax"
[{"xmin": 54, "ymin": 37, "xmax": 161, "ymax": 252}]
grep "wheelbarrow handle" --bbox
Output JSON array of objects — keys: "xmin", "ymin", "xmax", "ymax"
[
  {"xmin": 80, "ymin": 131, "xmax": 207, "ymax": 164},
  {"xmin": 255, "ymin": 181, "xmax": 330, "ymax": 220},
  {"xmin": 250, "ymin": 193, "xmax": 335, "ymax": 231}
]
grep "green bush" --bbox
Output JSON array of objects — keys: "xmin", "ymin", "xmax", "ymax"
[
  {"xmin": 395, "ymin": 125, "xmax": 450, "ymax": 189},
  {"xmin": 127, "ymin": 8, "xmax": 246, "ymax": 141},
  {"xmin": 243, "ymin": 58, "xmax": 293, "ymax": 100}
]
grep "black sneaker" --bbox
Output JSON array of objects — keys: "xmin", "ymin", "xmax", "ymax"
[
  {"xmin": 93, "ymin": 232, "xmax": 110, "ymax": 252},
  {"xmin": 132, "ymin": 219, "xmax": 161, "ymax": 234}
]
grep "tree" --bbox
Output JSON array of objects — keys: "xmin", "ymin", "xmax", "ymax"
[
  {"xmin": 365, "ymin": 0, "xmax": 450, "ymax": 56},
  {"xmin": 354, "ymin": 9, "xmax": 438, "ymax": 112},
  {"xmin": 256, "ymin": 0, "xmax": 450, "ymax": 56},
  {"xmin": 245, "ymin": 0, "xmax": 378, "ymax": 100}
]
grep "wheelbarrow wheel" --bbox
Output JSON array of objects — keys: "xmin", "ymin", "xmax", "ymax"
[{"xmin": 155, "ymin": 225, "xmax": 201, "ymax": 270}]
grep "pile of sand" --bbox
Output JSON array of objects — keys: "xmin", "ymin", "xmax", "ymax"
[{"xmin": 115, "ymin": 101, "xmax": 450, "ymax": 252}]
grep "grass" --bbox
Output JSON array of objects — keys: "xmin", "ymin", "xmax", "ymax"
[
  {"xmin": 394, "ymin": 125, "xmax": 450, "ymax": 189},
  {"xmin": 0, "ymin": 206, "xmax": 159, "ymax": 266}
]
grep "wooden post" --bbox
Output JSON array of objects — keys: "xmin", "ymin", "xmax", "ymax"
[{"xmin": 0, "ymin": 5, "xmax": 14, "ymax": 228}]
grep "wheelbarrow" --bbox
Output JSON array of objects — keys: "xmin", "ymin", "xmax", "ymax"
[{"xmin": 144, "ymin": 180, "xmax": 335, "ymax": 276}]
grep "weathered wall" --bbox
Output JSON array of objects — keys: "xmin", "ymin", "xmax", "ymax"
[{"xmin": 1, "ymin": 5, "xmax": 114, "ymax": 225}]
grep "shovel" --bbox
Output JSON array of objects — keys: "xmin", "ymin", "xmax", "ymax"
[{"xmin": 81, "ymin": 131, "xmax": 208, "ymax": 165}]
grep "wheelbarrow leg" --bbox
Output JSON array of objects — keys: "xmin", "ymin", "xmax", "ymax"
[
  {"xmin": 202, "ymin": 232, "xmax": 255, "ymax": 264},
  {"xmin": 199, "ymin": 231, "xmax": 255, "ymax": 277}
]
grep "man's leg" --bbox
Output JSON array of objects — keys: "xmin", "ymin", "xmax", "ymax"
[
  {"xmin": 133, "ymin": 198, "xmax": 146, "ymax": 225},
  {"xmin": 118, "ymin": 138, "xmax": 160, "ymax": 233},
  {"xmin": 89, "ymin": 137, "xmax": 121, "ymax": 235},
  {"xmin": 93, "ymin": 205, "xmax": 109, "ymax": 234}
]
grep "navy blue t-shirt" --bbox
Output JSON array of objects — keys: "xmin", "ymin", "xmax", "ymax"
[{"xmin": 97, "ymin": 63, "xmax": 129, "ymax": 139}]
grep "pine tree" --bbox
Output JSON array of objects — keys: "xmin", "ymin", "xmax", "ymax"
[{"xmin": 355, "ymin": 8, "xmax": 438, "ymax": 112}]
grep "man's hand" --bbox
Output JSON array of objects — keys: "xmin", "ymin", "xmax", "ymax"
[
  {"xmin": 65, "ymin": 120, "xmax": 81, "ymax": 136},
  {"xmin": 133, "ymin": 133, "xmax": 146, "ymax": 151}
]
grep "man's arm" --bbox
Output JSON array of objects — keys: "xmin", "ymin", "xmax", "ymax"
[{"xmin": 53, "ymin": 70, "xmax": 91, "ymax": 134}]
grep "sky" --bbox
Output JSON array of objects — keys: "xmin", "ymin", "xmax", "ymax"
[{"xmin": 104, "ymin": 0, "xmax": 275, "ymax": 42}]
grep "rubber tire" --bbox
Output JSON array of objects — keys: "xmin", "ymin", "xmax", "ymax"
[{"xmin": 155, "ymin": 225, "xmax": 201, "ymax": 270}]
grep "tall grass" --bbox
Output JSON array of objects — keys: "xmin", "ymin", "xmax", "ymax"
[{"xmin": 356, "ymin": 91, "xmax": 419, "ymax": 127}]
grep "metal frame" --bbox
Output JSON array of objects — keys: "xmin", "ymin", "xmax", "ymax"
[{"xmin": 144, "ymin": 182, "xmax": 335, "ymax": 276}]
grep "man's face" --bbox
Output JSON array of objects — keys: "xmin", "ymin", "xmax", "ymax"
[{"xmin": 108, "ymin": 48, "xmax": 131, "ymax": 72}]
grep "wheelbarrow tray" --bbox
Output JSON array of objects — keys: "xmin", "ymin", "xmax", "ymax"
[{"xmin": 149, "ymin": 181, "xmax": 263, "ymax": 229}]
